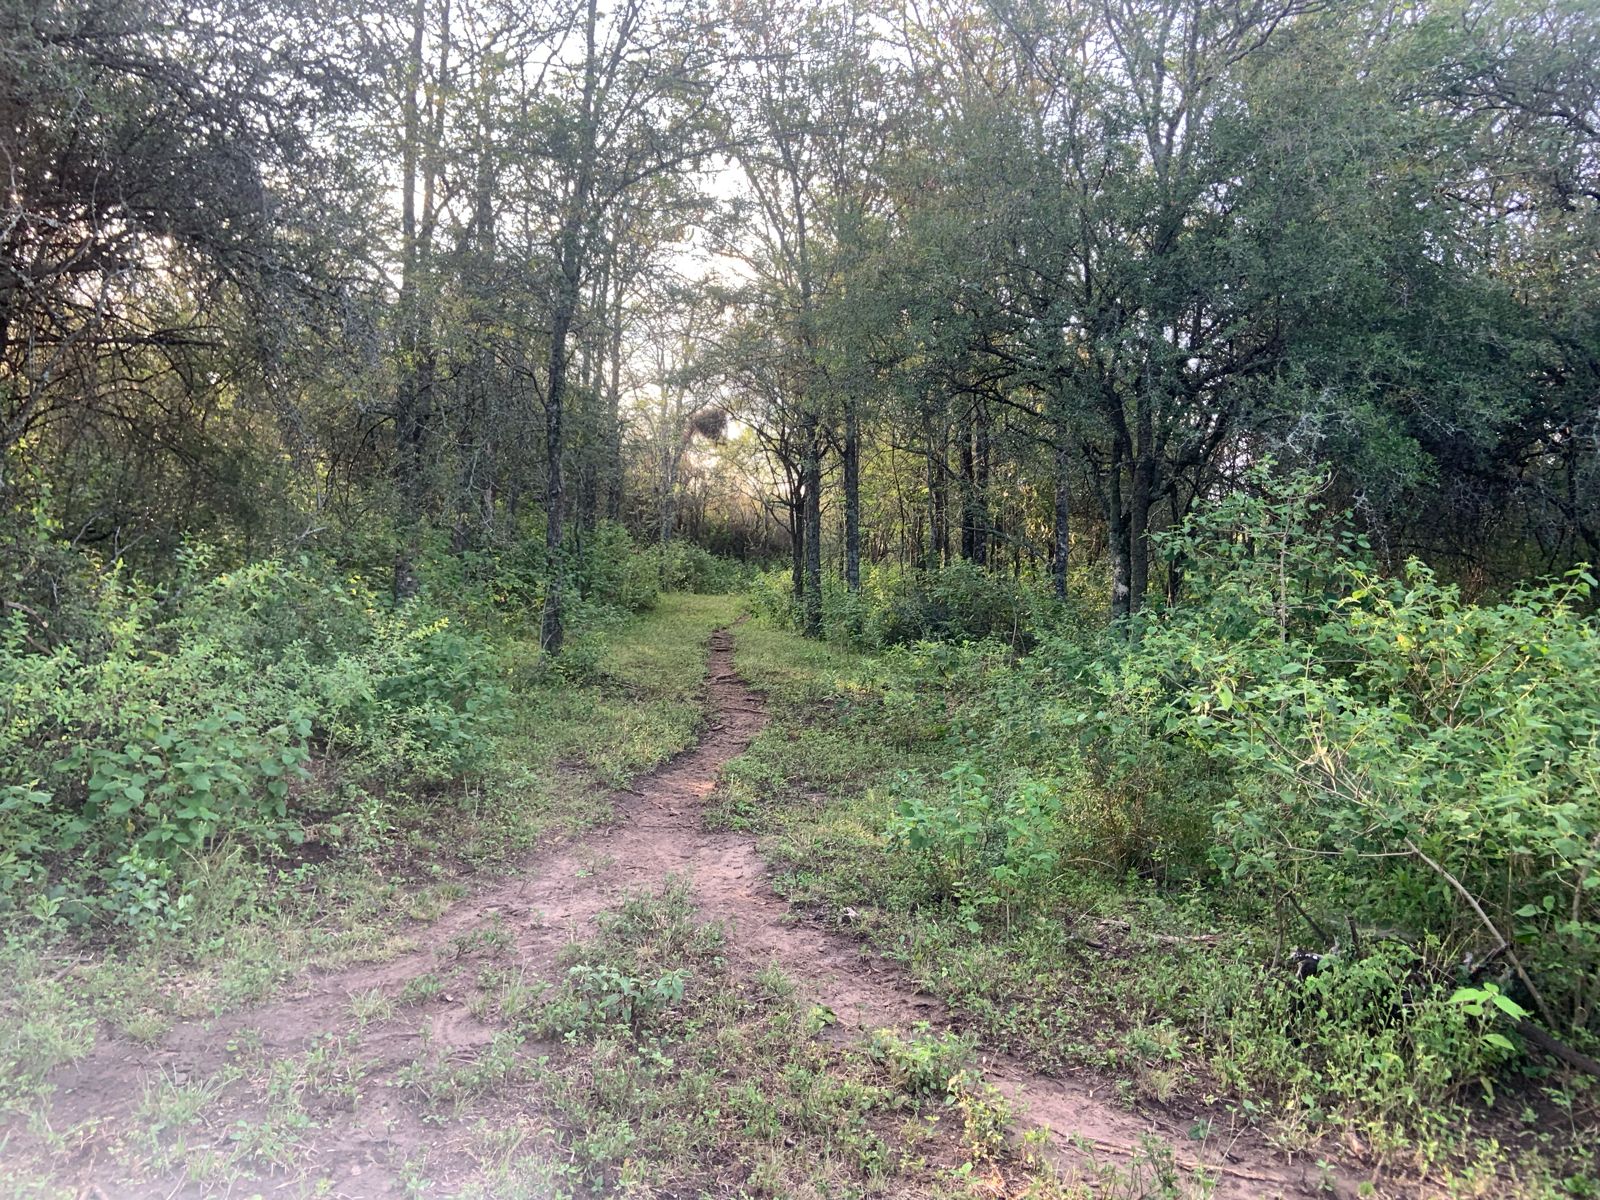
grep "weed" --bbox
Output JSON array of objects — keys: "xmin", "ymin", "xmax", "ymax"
[
  {"xmin": 398, "ymin": 972, "xmax": 446, "ymax": 1007},
  {"xmin": 867, "ymin": 1023, "xmax": 975, "ymax": 1097},
  {"xmin": 349, "ymin": 988, "xmax": 396, "ymax": 1026}
]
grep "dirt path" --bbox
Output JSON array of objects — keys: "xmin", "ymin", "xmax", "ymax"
[{"xmin": 35, "ymin": 630, "xmax": 1362, "ymax": 1199}]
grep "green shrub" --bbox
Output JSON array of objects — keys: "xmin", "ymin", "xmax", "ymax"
[
  {"xmin": 888, "ymin": 761, "xmax": 1066, "ymax": 923},
  {"xmin": 863, "ymin": 467, "xmax": 1599, "ymax": 1083},
  {"xmin": 860, "ymin": 562, "xmax": 1040, "ymax": 650},
  {"xmin": 1146, "ymin": 467, "xmax": 1600, "ymax": 1043},
  {"xmin": 0, "ymin": 540, "xmax": 507, "ymax": 932},
  {"xmin": 642, "ymin": 539, "xmax": 747, "ymax": 594},
  {"xmin": 576, "ymin": 521, "xmax": 661, "ymax": 614},
  {"xmin": 1205, "ymin": 939, "xmax": 1502, "ymax": 1129},
  {"xmin": 865, "ymin": 1023, "xmax": 975, "ymax": 1096},
  {"xmin": 748, "ymin": 567, "xmax": 799, "ymax": 627}
]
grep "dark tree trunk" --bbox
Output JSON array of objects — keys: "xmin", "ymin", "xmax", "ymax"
[
  {"xmin": 844, "ymin": 396, "xmax": 861, "ymax": 591},
  {"xmin": 973, "ymin": 399, "xmax": 991, "ymax": 567},
  {"xmin": 801, "ymin": 420, "xmax": 823, "ymax": 638},
  {"xmin": 958, "ymin": 409, "xmax": 977, "ymax": 562},
  {"xmin": 790, "ymin": 486, "xmax": 805, "ymax": 606},
  {"xmin": 1129, "ymin": 397, "xmax": 1154, "ymax": 614},
  {"xmin": 1107, "ymin": 448, "xmax": 1131, "ymax": 620},
  {"xmin": 539, "ymin": 0, "xmax": 599, "ymax": 656},
  {"xmin": 391, "ymin": 0, "xmax": 429, "ymax": 602},
  {"xmin": 540, "ymin": 293, "xmax": 574, "ymax": 653},
  {"xmin": 1052, "ymin": 437, "xmax": 1071, "ymax": 599}
]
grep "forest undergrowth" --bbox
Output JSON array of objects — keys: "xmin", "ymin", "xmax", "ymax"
[
  {"xmin": 0, "ymin": 524, "xmax": 742, "ymax": 1133},
  {"xmin": 721, "ymin": 474, "xmax": 1600, "ymax": 1199}
]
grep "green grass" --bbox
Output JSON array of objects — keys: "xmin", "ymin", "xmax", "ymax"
[
  {"xmin": 0, "ymin": 594, "xmax": 740, "ymax": 1130},
  {"xmin": 427, "ymin": 884, "xmax": 1070, "ymax": 1199},
  {"xmin": 727, "ymin": 614, "xmax": 1600, "ymax": 1199}
]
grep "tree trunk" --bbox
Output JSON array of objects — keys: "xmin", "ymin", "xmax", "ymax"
[
  {"xmin": 391, "ymin": 0, "xmax": 429, "ymax": 602},
  {"xmin": 973, "ymin": 399, "xmax": 991, "ymax": 567},
  {"xmin": 1129, "ymin": 397, "xmax": 1154, "ymax": 614},
  {"xmin": 1107, "ymin": 449, "xmax": 1131, "ymax": 620},
  {"xmin": 539, "ymin": 0, "xmax": 599, "ymax": 656},
  {"xmin": 541, "ymin": 295, "xmax": 574, "ymax": 654},
  {"xmin": 959, "ymin": 409, "xmax": 977, "ymax": 562},
  {"xmin": 801, "ymin": 421, "xmax": 823, "ymax": 638},
  {"xmin": 789, "ymin": 486, "xmax": 805, "ymax": 606},
  {"xmin": 1052, "ymin": 436, "xmax": 1071, "ymax": 599},
  {"xmin": 844, "ymin": 396, "xmax": 861, "ymax": 591}
]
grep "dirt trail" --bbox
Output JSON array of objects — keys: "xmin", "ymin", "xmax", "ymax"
[{"xmin": 36, "ymin": 629, "xmax": 1364, "ymax": 1199}]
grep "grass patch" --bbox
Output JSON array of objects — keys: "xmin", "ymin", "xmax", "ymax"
[
  {"xmin": 0, "ymin": 595, "xmax": 739, "ymax": 1149},
  {"xmin": 727, "ymin": 614, "xmax": 1600, "ymax": 1198},
  {"xmin": 441, "ymin": 883, "xmax": 1067, "ymax": 1199}
]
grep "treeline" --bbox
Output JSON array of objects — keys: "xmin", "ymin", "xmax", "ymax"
[
  {"xmin": 3, "ymin": 0, "xmax": 741, "ymax": 653},
  {"xmin": 4, "ymin": 0, "xmax": 1597, "ymax": 646},
  {"xmin": 708, "ymin": 0, "xmax": 1600, "ymax": 633}
]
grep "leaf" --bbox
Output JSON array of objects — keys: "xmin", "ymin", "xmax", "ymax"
[{"xmin": 1489, "ymin": 992, "xmax": 1531, "ymax": 1020}]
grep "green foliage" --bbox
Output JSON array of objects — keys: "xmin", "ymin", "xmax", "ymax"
[
  {"xmin": 750, "ymin": 560, "xmax": 1063, "ymax": 652},
  {"xmin": 1139, "ymin": 469, "xmax": 1600, "ymax": 1039},
  {"xmin": 846, "ymin": 561, "xmax": 1047, "ymax": 650},
  {"xmin": 641, "ymin": 539, "xmax": 749, "ymax": 594},
  {"xmin": 539, "ymin": 962, "xmax": 690, "ymax": 1037},
  {"xmin": 865, "ymin": 1023, "xmax": 975, "ymax": 1097},
  {"xmin": 1209, "ymin": 939, "xmax": 1506, "ymax": 1128},
  {"xmin": 0, "ymin": 536, "xmax": 507, "ymax": 933},
  {"xmin": 739, "ymin": 467, "xmax": 1600, "ymax": 1164},
  {"xmin": 576, "ymin": 521, "xmax": 662, "ymax": 614},
  {"xmin": 877, "ymin": 467, "xmax": 1600, "ymax": 1046},
  {"xmin": 531, "ymin": 885, "xmax": 718, "ymax": 1040},
  {"xmin": 888, "ymin": 761, "xmax": 1065, "ymax": 922}
]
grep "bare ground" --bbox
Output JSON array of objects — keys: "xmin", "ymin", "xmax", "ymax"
[{"xmin": 19, "ymin": 629, "xmax": 1370, "ymax": 1199}]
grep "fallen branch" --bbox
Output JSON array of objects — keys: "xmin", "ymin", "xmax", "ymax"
[{"xmin": 1514, "ymin": 1019, "xmax": 1600, "ymax": 1078}]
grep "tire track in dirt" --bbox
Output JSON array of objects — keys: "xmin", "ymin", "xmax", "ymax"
[{"xmin": 31, "ymin": 628, "xmax": 1367, "ymax": 1198}]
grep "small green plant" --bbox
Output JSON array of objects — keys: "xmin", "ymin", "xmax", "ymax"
[
  {"xmin": 538, "ymin": 963, "xmax": 689, "ymax": 1037},
  {"xmin": 399, "ymin": 972, "xmax": 446, "ymax": 1006},
  {"xmin": 889, "ymin": 762, "xmax": 1063, "ymax": 922},
  {"xmin": 946, "ymin": 1069, "xmax": 1010, "ymax": 1163},
  {"xmin": 866, "ymin": 1024, "xmax": 975, "ymax": 1097},
  {"xmin": 350, "ymin": 989, "xmax": 396, "ymax": 1025}
]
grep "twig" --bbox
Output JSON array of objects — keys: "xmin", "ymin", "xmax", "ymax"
[
  {"xmin": 2, "ymin": 599, "xmax": 51, "ymax": 653},
  {"xmin": 1284, "ymin": 891, "xmax": 1331, "ymax": 948},
  {"xmin": 1404, "ymin": 838, "xmax": 1557, "ymax": 1030}
]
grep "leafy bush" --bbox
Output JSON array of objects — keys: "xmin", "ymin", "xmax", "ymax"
[
  {"xmin": 1122, "ymin": 468, "xmax": 1597, "ymax": 1043},
  {"xmin": 752, "ymin": 560, "xmax": 1058, "ymax": 651},
  {"xmin": 748, "ymin": 567, "xmax": 799, "ymax": 627},
  {"xmin": 857, "ymin": 561, "xmax": 1042, "ymax": 650},
  {"xmin": 0, "ymin": 540, "xmax": 507, "ymax": 932},
  {"xmin": 641, "ymin": 539, "xmax": 747, "ymax": 594},
  {"xmin": 1204, "ymin": 937, "xmax": 1521, "ymax": 1132},
  {"xmin": 866, "ymin": 1023, "xmax": 975, "ymax": 1096},
  {"xmin": 863, "ymin": 467, "xmax": 1599, "ymax": 1078},
  {"xmin": 576, "ymin": 521, "xmax": 661, "ymax": 614},
  {"xmin": 888, "ymin": 761, "xmax": 1066, "ymax": 923}
]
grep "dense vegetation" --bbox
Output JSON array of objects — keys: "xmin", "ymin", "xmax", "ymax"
[{"xmin": 2, "ymin": 0, "xmax": 1598, "ymax": 1192}]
